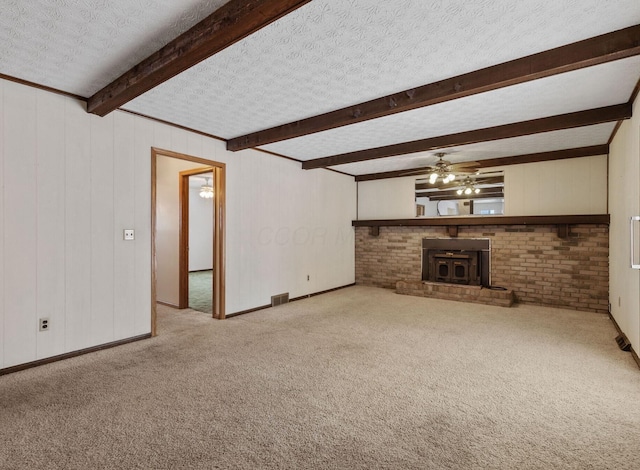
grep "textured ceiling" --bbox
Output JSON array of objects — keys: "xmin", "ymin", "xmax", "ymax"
[
  {"xmin": 0, "ymin": 0, "xmax": 229, "ymax": 97},
  {"xmin": 123, "ymin": 0, "xmax": 640, "ymax": 138},
  {"xmin": 261, "ymin": 57, "xmax": 640, "ymax": 160},
  {"xmin": 1, "ymin": 0, "xmax": 640, "ymax": 177}
]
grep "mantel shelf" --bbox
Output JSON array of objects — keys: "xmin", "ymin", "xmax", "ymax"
[
  {"xmin": 352, "ymin": 214, "xmax": 609, "ymax": 227},
  {"xmin": 352, "ymin": 214, "xmax": 609, "ymax": 239}
]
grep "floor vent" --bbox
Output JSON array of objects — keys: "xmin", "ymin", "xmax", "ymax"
[
  {"xmin": 615, "ymin": 333, "xmax": 632, "ymax": 352},
  {"xmin": 271, "ymin": 293, "xmax": 289, "ymax": 307}
]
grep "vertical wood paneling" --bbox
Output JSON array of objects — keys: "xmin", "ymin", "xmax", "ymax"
[
  {"xmin": 170, "ymin": 127, "xmax": 188, "ymax": 155},
  {"xmin": 90, "ymin": 114, "xmax": 115, "ymax": 345},
  {"xmin": 113, "ymin": 112, "xmax": 136, "ymax": 340},
  {"xmin": 0, "ymin": 80, "xmax": 5, "ymax": 368},
  {"xmin": 3, "ymin": 81, "xmax": 38, "ymax": 367},
  {"xmin": 36, "ymin": 90, "xmax": 67, "ymax": 359},
  {"xmin": 65, "ymin": 100, "xmax": 92, "ymax": 352},
  {"xmin": 0, "ymin": 79, "xmax": 361, "ymax": 366},
  {"xmin": 133, "ymin": 116, "xmax": 153, "ymax": 335},
  {"xmin": 153, "ymin": 120, "xmax": 172, "ymax": 151},
  {"xmin": 609, "ymin": 97, "xmax": 640, "ymax": 351},
  {"xmin": 187, "ymin": 133, "xmax": 203, "ymax": 159},
  {"xmin": 357, "ymin": 177, "xmax": 415, "ymax": 220}
]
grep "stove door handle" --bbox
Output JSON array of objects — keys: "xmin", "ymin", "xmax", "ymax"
[{"xmin": 631, "ymin": 216, "xmax": 640, "ymax": 269}]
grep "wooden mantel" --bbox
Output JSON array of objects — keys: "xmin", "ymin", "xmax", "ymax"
[{"xmin": 352, "ymin": 214, "xmax": 610, "ymax": 238}]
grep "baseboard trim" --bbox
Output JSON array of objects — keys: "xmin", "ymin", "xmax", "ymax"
[
  {"xmin": 608, "ymin": 313, "xmax": 640, "ymax": 370},
  {"xmin": 227, "ymin": 283, "xmax": 357, "ymax": 318},
  {"xmin": 290, "ymin": 283, "xmax": 357, "ymax": 303},
  {"xmin": 157, "ymin": 301, "xmax": 180, "ymax": 309},
  {"xmin": 226, "ymin": 304, "xmax": 272, "ymax": 318},
  {"xmin": 0, "ymin": 333, "xmax": 152, "ymax": 376}
]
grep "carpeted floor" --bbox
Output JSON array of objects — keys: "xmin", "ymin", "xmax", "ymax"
[
  {"xmin": 189, "ymin": 270, "xmax": 212, "ymax": 313},
  {"xmin": 1, "ymin": 286, "xmax": 639, "ymax": 469}
]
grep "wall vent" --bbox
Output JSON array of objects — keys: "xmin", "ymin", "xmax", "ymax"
[
  {"xmin": 271, "ymin": 293, "xmax": 289, "ymax": 307},
  {"xmin": 615, "ymin": 333, "xmax": 632, "ymax": 352}
]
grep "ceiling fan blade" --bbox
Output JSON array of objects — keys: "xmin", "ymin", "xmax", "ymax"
[
  {"xmin": 450, "ymin": 161, "xmax": 480, "ymax": 168},
  {"xmin": 394, "ymin": 166, "xmax": 437, "ymax": 178}
]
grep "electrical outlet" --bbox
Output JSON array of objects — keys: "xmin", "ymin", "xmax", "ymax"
[
  {"xmin": 39, "ymin": 318, "xmax": 50, "ymax": 332},
  {"xmin": 123, "ymin": 229, "xmax": 135, "ymax": 240}
]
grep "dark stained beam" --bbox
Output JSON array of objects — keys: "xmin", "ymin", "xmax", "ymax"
[
  {"xmin": 474, "ymin": 144, "xmax": 610, "ymax": 169},
  {"xmin": 87, "ymin": 0, "xmax": 312, "ymax": 116},
  {"xmin": 355, "ymin": 145, "xmax": 609, "ymax": 181},
  {"xmin": 304, "ymin": 104, "xmax": 629, "ymax": 170},
  {"xmin": 228, "ymin": 24, "xmax": 640, "ymax": 150}
]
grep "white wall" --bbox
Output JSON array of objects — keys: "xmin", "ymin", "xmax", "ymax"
[
  {"xmin": 357, "ymin": 176, "xmax": 416, "ymax": 219},
  {"xmin": 357, "ymin": 156, "xmax": 607, "ymax": 219},
  {"xmin": 155, "ymin": 157, "xmax": 208, "ymax": 306},
  {"xmin": 609, "ymin": 96, "xmax": 640, "ymax": 353},
  {"xmin": 504, "ymin": 155, "xmax": 607, "ymax": 215},
  {"xmin": 189, "ymin": 185, "xmax": 214, "ymax": 272},
  {"xmin": 0, "ymin": 78, "xmax": 356, "ymax": 369}
]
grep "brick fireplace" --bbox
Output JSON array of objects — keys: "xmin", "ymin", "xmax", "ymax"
[{"xmin": 354, "ymin": 221, "xmax": 609, "ymax": 313}]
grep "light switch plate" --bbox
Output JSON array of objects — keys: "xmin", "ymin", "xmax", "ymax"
[{"xmin": 124, "ymin": 229, "xmax": 135, "ymax": 240}]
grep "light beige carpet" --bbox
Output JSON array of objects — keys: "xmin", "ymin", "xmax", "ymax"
[{"xmin": 1, "ymin": 286, "xmax": 639, "ymax": 469}]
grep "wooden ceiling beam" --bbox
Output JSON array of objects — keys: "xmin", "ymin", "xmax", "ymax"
[
  {"xmin": 227, "ymin": 24, "xmax": 640, "ymax": 151},
  {"xmin": 87, "ymin": 0, "xmax": 312, "ymax": 116},
  {"xmin": 304, "ymin": 104, "xmax": 628, "ymax": 170},
  {"xmin": 355, "ymin": 145, "xmax": 609, "ymax": 181}
]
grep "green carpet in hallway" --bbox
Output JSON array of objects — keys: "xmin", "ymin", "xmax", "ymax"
[{"xmin": 188, "ymin": 270, "xmax": 212, "ymax": 314}]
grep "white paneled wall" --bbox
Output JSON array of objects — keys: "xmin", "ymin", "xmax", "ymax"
[
  {"xmin": 0, "ymin": 75, "xmax": 4, "ymax": 368},
  {"xmin": 357, "ymin": 177, "xmax": 417, "ymax": 219},
  {"xmin": 503, "ymin": 155, "xmax": 607, "ymax": 215},
  {"xmin": 609, "ymin": 97, "xmax": 640, "ymax": 352},
  {"xmin": 0, "ymin": 78, "xmax": 357, "ymax": 369}
]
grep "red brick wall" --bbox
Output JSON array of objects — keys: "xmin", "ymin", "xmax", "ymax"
[{"xmin": 355, "ymin": 224, "xmax": 609, "ymax": 313}]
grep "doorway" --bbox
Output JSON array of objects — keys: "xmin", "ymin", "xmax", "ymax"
[
  {"xmin": 151, "ymin": 148, "xmax": 226, "ymax": 336},
  {"xmin": 179, "ymin": 169, "xmax": 215, "ymax": 314}
]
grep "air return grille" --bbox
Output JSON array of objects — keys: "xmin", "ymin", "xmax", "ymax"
[
  {"xmin": 615, "ymin": 333, "xmax": 632, "ymax": 352},
  {"xmin": 271, "ymin": 293, "xmax": 289, "ymax": 307}
]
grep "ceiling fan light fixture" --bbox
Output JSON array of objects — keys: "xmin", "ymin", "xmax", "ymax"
[{"xmin": 199, "ymin": 177, "xmax": 214, "ymax": 199}]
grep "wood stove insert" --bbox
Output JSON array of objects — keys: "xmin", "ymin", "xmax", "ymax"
[{"xmin": 422, "ymin": 238, "xmax": 490, "ymax": 286}]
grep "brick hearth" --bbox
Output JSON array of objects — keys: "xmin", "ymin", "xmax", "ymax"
[
  {"xmin": 396, "ymin": 280, "xmax": 515, "ymax": 307},
  {"xmin": 355, "ymin": 224, "xmax": 609, "ymax": 313}
]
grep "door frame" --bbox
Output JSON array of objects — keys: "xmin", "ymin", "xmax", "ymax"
[
  {"xmin": 151, "ymin": 147, "xmax": 226, "ymax": 336},
  {"xmin": 178, "ymin": 167, "xmax": 214, "ymax": 310}
]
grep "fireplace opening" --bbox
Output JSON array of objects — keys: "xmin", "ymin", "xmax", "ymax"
[{"xmin": 422, "ymin": 238, "xmax": 490, "ymax": 286}]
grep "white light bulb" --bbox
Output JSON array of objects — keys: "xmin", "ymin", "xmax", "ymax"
[
  {"xmin": 465, "ymin": 188, "xmax": 472, "ymax": 195},
  {"xmin": 475, "ymin": 188, "xmax": 480, "ymax": 194},
  {"xmin": 456, "ymin": 189, "xmax": 462, "ymax": 195}
]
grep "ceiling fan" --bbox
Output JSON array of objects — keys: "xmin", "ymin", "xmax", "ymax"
[
  {"xmin": 424, "ymin": 152, "xmax": 480, "ymax": 184},
  {"xmin": 393, "ymin": 152, "xmax": 480, "ymax": 181}
]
